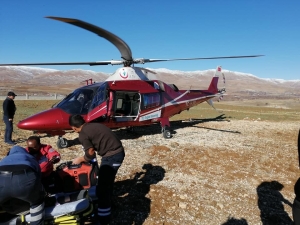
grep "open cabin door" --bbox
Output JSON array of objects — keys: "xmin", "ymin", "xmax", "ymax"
[
  {"xmin": 111, "ymin": 91, "xmax": 141, "ymax": 122},
  {"xmin": 107, "ymin": 91, "xmax": 114, "ymax": 118}
]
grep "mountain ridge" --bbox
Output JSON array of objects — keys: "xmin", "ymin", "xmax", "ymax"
[{"xmin": 0, "ymin": 66, "xmax": 299, "ymax": 99}]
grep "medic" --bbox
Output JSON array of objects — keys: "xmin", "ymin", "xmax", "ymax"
[{"xmin": 26, "ymin": 136, "xmax": 61, "ymax": 193}]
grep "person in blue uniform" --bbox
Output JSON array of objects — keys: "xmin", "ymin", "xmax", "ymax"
[
  {"xmin": 0, "ymin": 145, "xmax": 45, "ymax": 225},
  {"xmin": 2, "ymin": 91, "xmax": 17, "ymax": 145}
]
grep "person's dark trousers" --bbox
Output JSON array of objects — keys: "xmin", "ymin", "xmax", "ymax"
[
  {"xmin": 42, "ymin": 171, "xmax": 63, "ymax": 194},
  {"xmin": 293, "ymin": 198, "xmax": 300, "ymax": 225},
  {"xmin": 3, "ymin": 116, "xmax": 13, "ymax": 142},
  {"xmin": 97, "ymin": 151, "xmax": 125, "ymax": 225},
  {"xmin": 0, "ymin": 168, "xmax": 45, "ymax": 225}
]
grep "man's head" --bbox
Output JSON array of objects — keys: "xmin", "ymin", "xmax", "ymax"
[
  {"xmin": 7, "ymin": 91, "xmax": 17, "ymax": 99},
  {"xmin": 69, "ymin": 114, "xmax": 86, "ymax": 133},
  {"xmin": 27, "ymin": 136, "xmax": 41, "ymax": 154}
]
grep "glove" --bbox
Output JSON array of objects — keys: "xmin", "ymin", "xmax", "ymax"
[{"xmin": 50, "ymin": 156, "xmax": 60, "ymax": 164}]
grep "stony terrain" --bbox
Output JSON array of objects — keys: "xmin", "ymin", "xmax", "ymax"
[{"xmin": 1, "ymin": 113, "xmax": 299, "ymax": 224}]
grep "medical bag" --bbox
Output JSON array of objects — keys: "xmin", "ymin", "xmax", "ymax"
[{"xmin": 56, "ymin": 161, "xmax": 99, "ymax": 193}]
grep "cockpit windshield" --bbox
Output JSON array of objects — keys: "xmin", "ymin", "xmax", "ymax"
[{"xmin": 56, "ymin": 82, "xmax": 107, "ymax": 115}]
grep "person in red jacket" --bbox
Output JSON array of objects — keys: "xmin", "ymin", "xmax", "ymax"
[{"xmin": 26, "ymin": 136, "xmax": 61, "ymax": 193}]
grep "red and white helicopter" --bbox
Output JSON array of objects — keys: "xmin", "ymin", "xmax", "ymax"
[{"xmin": 0, "ymin": 17, "xmax": 263, "ymax": 148}]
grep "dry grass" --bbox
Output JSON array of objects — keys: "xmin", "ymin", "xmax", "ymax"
[{"xmin": 0, "ymin": 99, "xmax": 300, "ymax": 224}]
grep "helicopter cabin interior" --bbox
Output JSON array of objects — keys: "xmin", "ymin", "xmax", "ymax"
[
  {"xmin": 113, "ymin": 91, "xmax": 141, "ymax": 121},
  {"xmin": 112, "ymin": 91, "xmax": 161, "ymax": 122}
]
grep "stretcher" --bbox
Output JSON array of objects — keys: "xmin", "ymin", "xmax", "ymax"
[{"xmin": 0, "ymin": 188, "xmax": 97, "ymax": 225}]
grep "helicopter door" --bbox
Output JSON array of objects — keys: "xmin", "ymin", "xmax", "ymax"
[
  {"xmin": 107, "ymin": 91, "xmax": 114, "ymax": 118},
  {"xmin": 131, "ymin": 93, "xmax": 141, "ymax": 120}
]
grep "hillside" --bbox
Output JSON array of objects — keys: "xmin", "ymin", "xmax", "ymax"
[{"xmin": 0, "ymin": 66, "xmax": 300, "ymax": 99}]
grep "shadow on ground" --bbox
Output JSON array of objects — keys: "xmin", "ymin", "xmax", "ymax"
[
  {"xmin": 110, "ymin": 164, "xmax": 165, "ymax": 225},
  {"xmin": 221, "ymin": 217, "xmax": 248, "ymax": 225},
  {"xmin": 257, "ymin": 180, "xmax": 293, "ymax": 225},
  {"xmin": 113, "ymin": 114, "xmax": 239, "ymax": 140}
]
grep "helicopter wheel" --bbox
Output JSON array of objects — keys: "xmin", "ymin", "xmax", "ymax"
[
  {"xmin": 57, "ymin": 137, "xmax": 69, "ymax": 149},
  {"xmin": 162, "ymin": 127, "xmax": 172, "ymax": 139}
]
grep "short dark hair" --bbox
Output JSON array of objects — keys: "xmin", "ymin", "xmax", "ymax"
[
  {"xmin": 27, "ymin": 136, "xmax": 41, "ymax": 144},
  {"xmin": 69, "ymin": 114, "xmax": 86, "ymax": 128},
  {"xmin": 7, "ymin": 91, "xmax": 17, "ymax": 97}
]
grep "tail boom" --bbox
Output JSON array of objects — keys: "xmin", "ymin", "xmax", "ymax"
[{"xmin": 208, "ymin": 66, "xmax": 222, "ymax": 93}]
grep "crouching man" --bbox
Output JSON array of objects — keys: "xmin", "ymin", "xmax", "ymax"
[{"xmin": 26, "ymin": 136, "xmax": 61, "ymax": 193}]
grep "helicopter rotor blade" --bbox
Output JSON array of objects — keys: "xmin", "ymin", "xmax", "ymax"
[
  {"xmin": 0, "ymin": 60, "xmax": 125, "ymax": 66},
  {"xmin": 46, "ymin": 16, "xmax": 133, "ymax": 62},
  {"xmin": 135, "ymin": 67, "xmax": 157, "ymax": 74},
  {"xmin": 141, "ymin": 55, "xmax": 264, "ymax": 63},
  {"xmin": 0, "ymin": 55, "xmax": 264, "ymax": 67}
]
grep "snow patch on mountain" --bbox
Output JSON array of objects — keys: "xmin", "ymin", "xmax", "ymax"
[
  {"xmin": 264, "ymin": 78, "xmax": 300, "ymax": 84},
  {"xmin": 150, "ymin": 68, "xmax": 212, "ymax": 75},
  {"xmin": 151, "ymin": 67, "xmax": 300, "ymax": 82},
  {"xmin": 7, "ymin": 66, "xmax": 58, "ymax": 74}
]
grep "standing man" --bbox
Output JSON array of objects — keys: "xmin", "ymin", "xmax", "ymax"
[
  {"xmin": 69, "ymin": 114, "xmax": 125, "ymax": 225},
  {"xmin": 293, "ymin": 177, "xmax": 300, "ymax": 224},
  {"xmin": 2, "ymin": 91, "xmax": 17, "ymax": 145},
  {"xmin": 26, "ymin": 136, "xmax": 61, "ymax": 193},
  {"xmin": 293, "ymin": 129, "xmax": 300, "ymax": 224},
  {"xmin": 0, "ymin": 145, "xmax": 45, "ymax": 225}
]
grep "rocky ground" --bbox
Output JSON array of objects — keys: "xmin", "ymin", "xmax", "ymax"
[{"xmin": 1, "ymin": 115, "xmax": 299, "ymax": 224}]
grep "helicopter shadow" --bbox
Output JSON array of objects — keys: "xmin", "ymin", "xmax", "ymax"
[
  {"xmin": 171, "ymin": 114, "xmax": 240, "ymax": 134},
  {"xmin": 257, "ymin": 180, "xmax": 293, "ymax": 225},
  {"xmin": 114, "ymin": 114, "xmax": 240, "ymax": 140},
  {"xmin": 110, "ymin": 164, "xmax": 165, "ymax": 225}
]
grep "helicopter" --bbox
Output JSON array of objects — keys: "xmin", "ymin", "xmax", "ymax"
[{"xmin": 0, "ymin": 16, "xmax": 263, "ymax": 148}]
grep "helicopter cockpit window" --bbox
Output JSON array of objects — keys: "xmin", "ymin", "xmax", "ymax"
[
  {"xmin": 90, "ymin": 83, "xmax": 108, "ymax": 110},
  {"xmin": 56, "ymin": 89, "xmax": 95, "ymax": 115},
  {"xmin": 147, "ymin": 81, "xmax": 165, "ymax": 91}
]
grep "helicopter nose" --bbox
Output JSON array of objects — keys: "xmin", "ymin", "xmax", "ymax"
[{"xmin": 17, "ymin": 108, "xmax": 69, "ymax": 131}]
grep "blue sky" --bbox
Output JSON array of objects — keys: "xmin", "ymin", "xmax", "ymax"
[{"xmin": 0, "ymin": 1, "xmax": 299, "ymax": 80}]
